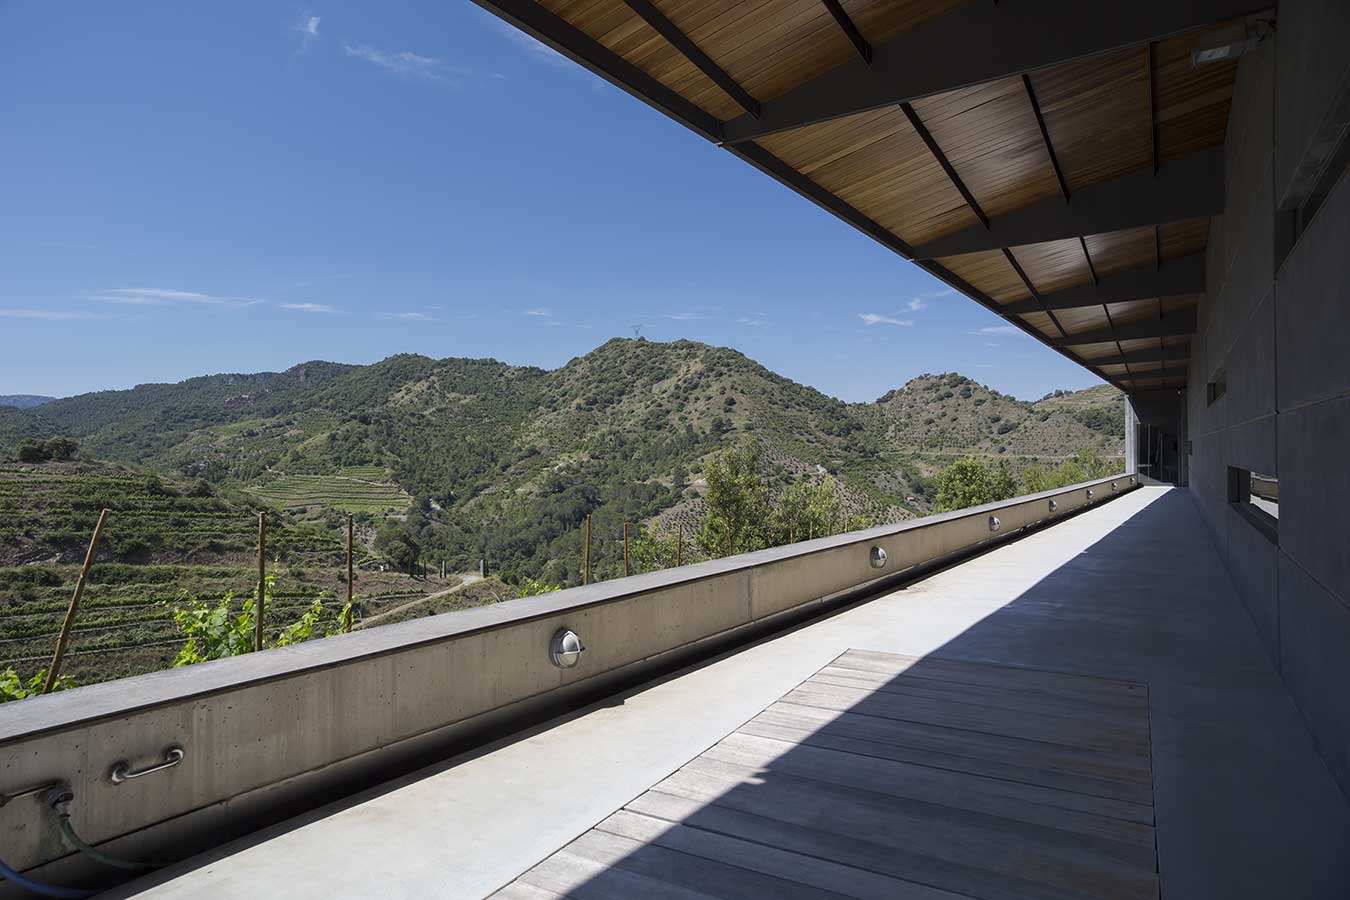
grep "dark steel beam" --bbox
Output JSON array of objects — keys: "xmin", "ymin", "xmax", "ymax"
[
  {"xmin": 1025, "ymin": 74, "xmax": 1070, "ymax": 202},
  {"xmin": 901, "ymin": 103, "xmax": 990, "ymax": 227},
  {"xmin": 821, "ymin": 0, "xmax": 871, "ymax": 64},
  {"xmin": 1090, "ymin": 344, "xmax": 1192, "ymax": 366},
  {"xmin": 621, "ymin": 0, "xmax": 761, "ymax": 119},
  {"xmin": 468, "ymin": 0, "xmax": 1136, "ymax": 395},
  {"xmin": 1051, "ymin": 308, "xmax": 1198, "ymax": 346},
  {"xmin": 721, "ymin": 0, "xmax": 1270, "ymax": 144},
  {"xmin": 1118, "ymin": 364, "xmax": 1190, "ymax": 380},
  {"xmin": 467, "ymin": 0, "xmax": 722, "ymax": 142},
  {"xmin": 1004, "ymin": 252, "xmax": 1206, "ymax": 313},
  {"xmin": 911, "ymin": 149, "xmax": 1224, "ymax": 259}
]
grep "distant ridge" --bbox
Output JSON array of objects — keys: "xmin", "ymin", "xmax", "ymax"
[{"xmin": 0, "ymin": 394, "xmax": 56, "ymax": 409}]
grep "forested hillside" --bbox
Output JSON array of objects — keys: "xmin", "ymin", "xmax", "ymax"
[{"xmin": 1, "ymin": 339, "xmax": 1123, "ymax": 585}]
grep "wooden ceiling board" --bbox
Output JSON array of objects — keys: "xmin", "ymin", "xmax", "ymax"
[
  {"xmin": 1119, "ymin": 337, "xmax": 1163, "ymax": 354},
  {"xmin": 937, "ymin": 250, "xmax": 1031, "ymax": 304},
  {"xmin": 1161, "ymin": 295, "xmax": 1200, "ymax": 315},
  {"xmin": 756, "ymin": 107, "xmax": 980, "ymax": 243},
  {"xmin": 1027, "ymin": 47, "xmax": 1154, "ymax": 193},
  {"xmin": 1153, "ymin": 28, "xmax": 1239, "ymax": 162},
  {"xmin": 1097, "ymin": 364, "xmax": 1131, "ymax": 377},
  {"xmin": 1017, "ymin": 311, "xmax": 1060, "ymax": 339},
  {"xmin": 1008, "ymin": 239, "xmax": 1093, "ymax": 294},
  {"xmin": 911, "ymin": 78, "xmax": 1062, "ymax": 221},
  {"xmin": 1056, "ymin": 305, "xmax": 1112, "ymax": 336},
  {"xmin": 841, "ymin": 0, "xmax": 966, "ymax": 46},
  {"xmin": 1106, "ymin": 299, "xmax": 1163, "ymax": 325},
  {"xmin": 542, "ymin": 0, "xmax": 743, "ymax": 118},
  {"xmin": 1159, "ymin": 218, "xmax": 1211, "ymax": 259},
  {"xmin": 1083, "ymin": 226, "xmax": 1157, "ymax": 277},
  {"xmin": 654, "ymin": 0, "xmax": 854, "ymax": 104},
  {"xmin": 1072, "ymin": 341, "xmax": 1125, "ymax": 361}
]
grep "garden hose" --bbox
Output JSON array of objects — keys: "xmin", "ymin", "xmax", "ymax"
[
  {"xmin": 58, "ymin": 813, "xmax": 161, "ymax": 871},
  {"xmin": 0, "ymin": 856, "xmax": 94, "ymax": 900}
]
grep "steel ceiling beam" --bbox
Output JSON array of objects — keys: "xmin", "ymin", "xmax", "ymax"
[
  {"xmin": 720, "ymin": 0, "xmax": 1270, "ymax": 144},
  {"xmin": 621, "ymin": 0, "xmax": 761, "ymax": 119},
  {"xmin": 1089, "ymin": 344, "xmax": 1192, "ymax": 366},
  {"xmin": 911, "ymin": 149, "xmax": 1224, "ymax": 259},
  {"xmin": 1051, "ymin": 308, "xmax": 1198, "ymax": 347},
  {"xmin": 466, "ymin": 0, "xmax": 722, "ymax": 142},
  {"xmin": 1003, "ymin": 253, "xmax": 1206, "ymax": 313}
]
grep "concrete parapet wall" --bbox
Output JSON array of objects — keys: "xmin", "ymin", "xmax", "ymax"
[{"xmin": 0, "ymin": 476, "xmax": 1135, "ymax": 886}]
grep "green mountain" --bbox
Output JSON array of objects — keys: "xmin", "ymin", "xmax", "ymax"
[
  {"xmin": 0, "ymin": 339, "xmax": 1122, "ymax": 584},
  {"xmin": 0, "ymin": 395, "xmax": 56, "ymax": 409}
]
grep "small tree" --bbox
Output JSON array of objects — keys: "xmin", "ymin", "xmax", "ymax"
[
  {"xmin": 772, "ymin": 476, "xmax": 840, "ymax": 544},
  {"xmin": 934, "ymin": 456, "xmax": 1018, "ymax": 513},
  {"xmin": 43, "ymin": 437, "xmax": 78, "ymax": 461},
  {"xmin": 16, "ymin": 439, "xmax": 47, "ymax": 463},
  {"xmin": 699, "ymin": 442, "xmax": 770, "ymax": 556},
  {"xmin": 629, "ymin": 523, "xmax": 679, "ymax": 573},
  {"xmin": 374, "ymin": 526, "xmax": 420, "ymax": 571}
]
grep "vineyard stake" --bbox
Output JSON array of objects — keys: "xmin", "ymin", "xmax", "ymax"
[
  {"xmin": 583, "ymin": 515, "xmax": 591, "ymax": 585},
  {"xmin": 726, "ymin": 524, "xmax": 733, "ymax": 558},
  {"xmin": 43, "ymin": 508, "xmax": 108, "ymax": 693},
  {"xmin": 344, "ymin": 513, "xmax": 354, "ymax": 633},
  {"xmin": 623, "ymin": 522, "xmax": 630, "ymax": 577},
  {"xmin": 255, "ymin": 512, "xmax": 266, "ymax": 652},
  {"xmin": 676, "ymin": 523, "xmax": 682, "ymax": 567}
]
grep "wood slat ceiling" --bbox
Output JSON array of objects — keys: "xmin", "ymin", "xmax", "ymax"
[{"xmin": 487, "ymin": 1, "xmax": 1249, "ymax": 393}]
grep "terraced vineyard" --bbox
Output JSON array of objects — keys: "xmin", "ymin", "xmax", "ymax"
[
  {"xmin": 0, "ymin": 462, "xmax": 453, "ymax": 686},
  {"xmin": 246, "ymin": 468, "xmax": 409, "ymax": 514}
]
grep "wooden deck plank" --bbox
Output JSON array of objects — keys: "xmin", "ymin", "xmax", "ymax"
[
  {"xmin": 760, "ymin": 702, "xmax": 1153, "ymax": 785},
  {"xmin": 562, "ymin": 829, "xmax": 860, "ymax": 900},
  {"xmin": 626, "ymin": 789, "xmax": 1099, "ymax": 900},
  {"xmin": 834, "ymin": 649, "xmax": 1148, "ymax": 702},
  {"xmin": 595, "ymin": 810, "xmax": 969, "ymax": 900},
  {"xmin": 502, "ymin": 651, "xmax": 1159, "ymax": 900},
  {"xmin": 812, "ymin": 663, "xmax": 1150, "ymax": 721},
  {"xmin": 786, "ymin": 680, "xmax": 1149, "ymax": 755},
  {"xmin": 711, "ymin": 731, "xmax": 1156, "ymax": 827},
  {"xmin": 649, "ymin": 770, "xmax": 1157, "ymax": 900}
]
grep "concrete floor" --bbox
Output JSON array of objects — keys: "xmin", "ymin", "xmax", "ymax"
[{"xmin": 113, "ymin": 487, "xmax": 1350, "ymax": 899}]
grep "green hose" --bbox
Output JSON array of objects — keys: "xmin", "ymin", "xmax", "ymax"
[{"xmin": 58, "ymin": 815, "xmax": 160, "ymax": 871}]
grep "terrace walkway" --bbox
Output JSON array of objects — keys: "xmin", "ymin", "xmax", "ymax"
[{"xmin": 113, "ymin": 488, "xmax": 1350, "ymax": 899}]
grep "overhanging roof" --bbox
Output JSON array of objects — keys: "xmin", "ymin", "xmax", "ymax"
[{"xmin": 473, "ymin": 0, "xmax": 1266, "ymax": 393}]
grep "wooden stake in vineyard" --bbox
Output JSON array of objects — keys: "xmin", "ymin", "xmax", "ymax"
[
  {"xmin": 255, "ymin": 512, "xmax": 266, "ymax": 652},
  {"xmin": 676, "ymin": 523, "xmax": 682, "ymax": 567},
  {"xmin": 344, "ymin": 513, "xmax": 354, "ymax": 633},
  {"xmin": 42, "ymin": 508, "xmax": 109, "ymax": 693},
  {"xmin": 583, "ymin": 515, "xmax": 591, "ymax": 585},
  {"xmin": 623, "ymin": 522, "xmax": 630, "ymax": 577}
]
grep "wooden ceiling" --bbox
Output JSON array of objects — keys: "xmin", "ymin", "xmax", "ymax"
[{"xmin": 474, "ymin": 0, "xmax": 1267, "ymax": 393}]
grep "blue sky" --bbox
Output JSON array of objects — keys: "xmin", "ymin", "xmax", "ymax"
[{"xmin": 0, "ymin": 1, "xmax": 1103, "ymax": 402}]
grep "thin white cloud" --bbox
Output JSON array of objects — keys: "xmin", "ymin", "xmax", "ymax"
[
  {"xmin": 737, "ymin": 314, "xmax": 769, "ymax": 327},
  {"xmin": 88, "ymin": 288, "xmax": 265, "ymax": 308},
  {"xmin": 976, "ymin": 325, "xmax": 1021, "ymax": 335},
  {"xmin": 663, "ymin": 312, "xmax": 706, "ymax": 321},
  {"xmin": 485, "ymin": 18, "xmax": 570, "ymax": 68},
  {"xmin": 524, "ymin": 307, "xmax": 552, "ymax": 317},
  {"xmin": 293, "ymin": 13, "xmax": 321, "ymax": 53},
  {"xmin": 393, "ymin": 312, "xmax": 432, "ymax": 321},
  {"xmin": 343, "ymin": 43, "xmax": 468, "ymax": 86},
  {"xmin": 0, "ymin": 308, "xmax": 101, "ymax": 320},
  {"xmin": 859, "ymin": 313, "xmax": 913, "ymax": 327},
  {"xmin": 280, "ymin": 302, "xmax": 337, "ymax": 314},
  {"xmin": 904, "ymin": 297, "xmax": 928, "ymax": 312}
]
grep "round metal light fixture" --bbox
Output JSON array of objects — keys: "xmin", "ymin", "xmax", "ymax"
[
  {"xmin": 869, "ymin": 546, "xmax": 887, "ymax": 569},
  {"xmin": 988, "ymin": 516, "xmax": 1001, "ymax": 532},
  {"xmin": 1086, "ymin": 488, "xmax": 1095, "ymax": 499},
  {"xmin": 1112, "ymin": 481, "xmax": 1118, "ymax": 491},
  {"xmin": 1048, "ymin": 499, "xmax": 1058, "ymax": 512},
  {"xmin": 549, "ymin": 628, "xmax": 584, "ymax": 668}
]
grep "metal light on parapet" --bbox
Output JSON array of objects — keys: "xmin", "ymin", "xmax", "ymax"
[
  {"xmin": 549, "ymin": 629, "xmax": 585, "ymax": 668},
  {"xmin": 1049, "ymin": 499, "xmax": 1059, "ymax": 512},
  {"xmin": 989, "ymin": 516, "xmax": 1002, "ymax": 533},
  {"xmin": 869, "ymin": 546, "xmax": 887, "ymax": 569}
]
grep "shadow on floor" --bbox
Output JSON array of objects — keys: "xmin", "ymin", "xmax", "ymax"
[{"xmin": 510, "ymin": 489, "xmax": 1350, "ymax": 900}]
